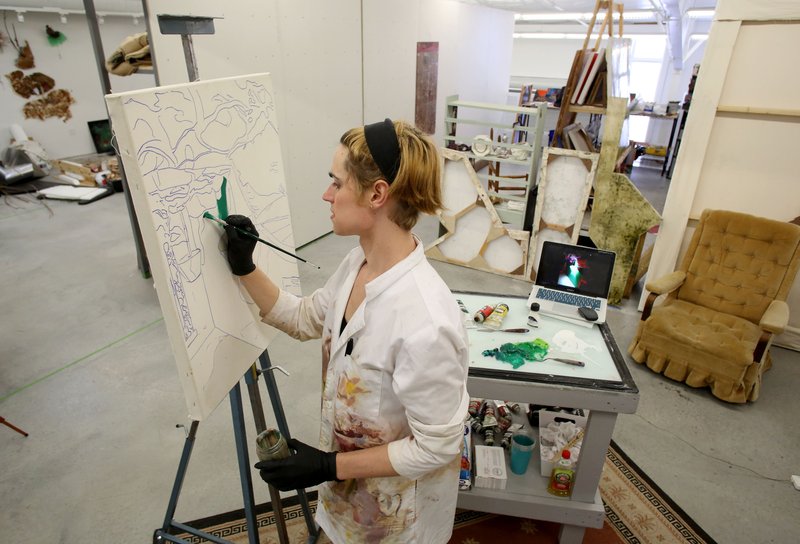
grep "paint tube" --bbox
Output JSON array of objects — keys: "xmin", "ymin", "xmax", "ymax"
[
  {"xmin": 468, "ymin": 398, "xmax": 483, "ymax": 417},
  {"xmin": 473, "ymin": 305, "xmax": 494, "ymax": 323},
  {"xmin": 501, "ymin": 423, "xmax": 524, "ymax": 450},
  {"xmin": 482, "ymin": 303, "xmax": 510, "ymax": 329}
]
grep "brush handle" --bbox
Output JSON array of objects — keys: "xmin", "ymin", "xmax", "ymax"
[
  {"xmin": 547, "ymin": 357, "xmax": 585, "ymax": 367},
  {"xmin": 204, "ymin": 213, "xmax": 319, "ymax": 268}
]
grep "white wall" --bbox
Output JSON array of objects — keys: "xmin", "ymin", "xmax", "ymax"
[
  {"xmin": 147, "ymin": 0, "xmax": 363, "ymax": 247},
  {"xmin": 363, "ymin": 0, "xmax": 515, "ymax": 146},
  {"xmin": 0, "ymin": 12, "xmax": 154, "ymax": 159},
  {"xmin": 511, "ymin": 38, "xmax": 577, "ymax": 87},
  {"xmin": 148, "ymin": 0, "xmax": 515, "ymax": 246}
]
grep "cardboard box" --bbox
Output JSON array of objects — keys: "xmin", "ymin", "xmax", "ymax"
[
  {"xmin": 538, "ymin": 409, "xmax": 587, "ymax": 477},
  {"xmin": 54, "ymin": 159, "xmax": 96, "ymax": 186},
  {"xmin": 474, "ymin": 445, "xmax": 507, "ymax": 489}
]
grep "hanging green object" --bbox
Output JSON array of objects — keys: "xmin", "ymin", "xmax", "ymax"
[
  {"xmin": 46, "ymin": 25, "xmax": 67, "ymax": 46},
  {"xmin": 482, "ymin": 338, "xmax": 550, "ymax": 369}
]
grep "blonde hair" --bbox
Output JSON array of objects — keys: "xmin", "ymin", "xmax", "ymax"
[{"xmin": 340, "ymin": 120, "xmax": 442, "ymax": 230}]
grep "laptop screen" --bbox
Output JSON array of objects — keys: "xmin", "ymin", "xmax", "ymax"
[{"xmin": 536, "ymin": 241, "xmax": 616, "ymax": 298}]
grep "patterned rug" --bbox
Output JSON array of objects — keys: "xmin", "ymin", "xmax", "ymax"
[{"xmin": 172, "ymin": 441, "xmax": 715, "ymax": 543}]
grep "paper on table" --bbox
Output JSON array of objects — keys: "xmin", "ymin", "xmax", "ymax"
[{"xmin": 38, "ymin": 186, "xmax": 107, "ymax": 201}]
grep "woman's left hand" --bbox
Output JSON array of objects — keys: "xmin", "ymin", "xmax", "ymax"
[{"xmin": 254, "ymin": 438, "xmax": 339, "ymax": 491}]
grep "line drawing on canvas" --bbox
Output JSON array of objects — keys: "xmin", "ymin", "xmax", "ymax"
[{"xmin": 108, "ymin": 75, "xmax": 300, "ymax": 419}]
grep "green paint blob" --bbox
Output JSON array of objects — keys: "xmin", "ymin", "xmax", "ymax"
[
  {"xmin": 482, "ymin": 338, "xmax": 550, "ymax": 369},
  {"xmin": 217, "ymin": 177, "xmax": 229, "ymax": 219}
]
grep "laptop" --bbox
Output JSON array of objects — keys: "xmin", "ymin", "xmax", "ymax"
[{"xmin": 527, "ymin": 241, "xmax": 616, "ymax": 325}]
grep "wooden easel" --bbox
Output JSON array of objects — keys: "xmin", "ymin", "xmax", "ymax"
[
  {"xmin": 149, "ymin": 15, "xmax": 317, "ymax": 544},
  {"xmin": 153, "ymin": 352, "xmax": 319, "ymax": 544},
  {"xmin": 553, "ymin": 1, "xmax": 624, "ymax": 147}
]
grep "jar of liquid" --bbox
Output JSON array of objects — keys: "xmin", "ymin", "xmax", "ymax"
[{"xmin": 547, "ymin": 449, "xmax": 575, "ymax": 497}]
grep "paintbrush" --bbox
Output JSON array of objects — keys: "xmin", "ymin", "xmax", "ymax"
[
  {"xmin": 476, "ymin": 328, "xmax": 530, "ymax": 333},
  {"xmin": 203, "ymin": 211, "xmax": 320, "ymax": 269}
]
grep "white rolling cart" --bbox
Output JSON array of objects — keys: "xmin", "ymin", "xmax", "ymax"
[{"xmin": 455, "ymin": 291, "xmax": 640, "ymax": 544}]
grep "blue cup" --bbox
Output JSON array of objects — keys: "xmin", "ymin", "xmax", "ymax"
[{"xmin": 510, "ymin": 432, "xmax": 536, "ymax": 475}]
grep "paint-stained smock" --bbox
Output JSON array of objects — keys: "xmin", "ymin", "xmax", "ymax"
[{"xmin": 260, "ymin": 239, "xmax": 469, "ymax": 543}]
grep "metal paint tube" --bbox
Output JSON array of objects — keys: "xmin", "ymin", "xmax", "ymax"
[
  {"xmin": 501, "ymin": 423, "xmax": 524, "ymax": 450},
  {"xmin": 468, "ymin": 398, "xmax": 482, "ymax": 417},
  {"xmin": 473, "ymin": 305, "xmax": 495, "ymax": 323},
  {"xmin": 496, "ymin": 400, "xmax": 509, "ymax": 418},
  {"xmin": 482, "ymin": 303, "xmax": 510, "ymax": 329}
]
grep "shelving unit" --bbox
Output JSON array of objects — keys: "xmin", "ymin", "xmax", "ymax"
[
  {"xmin": 664, "ymin": 64, "xmax": 698, "ymax": 178},
  {"xmin": 444, "ymin": 95, "xmax": 546, "ymax": 230}
]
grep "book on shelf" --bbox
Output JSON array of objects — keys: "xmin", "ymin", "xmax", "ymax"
[
  {"xmin": 577, "ymin": 48, "xmax": 606, "ymax": 105},
  {"xmin": 570, "ymin": 50, "xmax": 597, "ymax": 105}
]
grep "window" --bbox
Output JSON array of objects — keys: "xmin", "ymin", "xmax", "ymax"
[{"xmin": 627, "ymin": 35, "xmax": 667, "ymax": 141}]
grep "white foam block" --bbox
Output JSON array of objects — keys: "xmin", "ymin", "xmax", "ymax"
[{"xmin": 791, "ymin": 475, "xmax": 800, "ymax": 491}]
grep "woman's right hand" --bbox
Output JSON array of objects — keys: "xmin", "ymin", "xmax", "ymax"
[{"xmin": 225, "ymin": 214, "xmax": 258, "ymax": 276}]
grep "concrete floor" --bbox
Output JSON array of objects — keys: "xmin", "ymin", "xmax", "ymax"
[{"xmin": 1, "ymin": 169, "xmax": 799, "ymax": 543}]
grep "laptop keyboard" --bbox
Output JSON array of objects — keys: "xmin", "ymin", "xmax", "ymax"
[{"xmin": 536, "ymin": 288, "xmax": 601, "ymax": 310}]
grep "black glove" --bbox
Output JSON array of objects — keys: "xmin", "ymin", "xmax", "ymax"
[
  {"xmin": 224, "ymin": 214, "xmax": 258, "ymax": 276},
  {"xmin": 254, "ymin": 438, "xmax": 339, "ymax": 491}
]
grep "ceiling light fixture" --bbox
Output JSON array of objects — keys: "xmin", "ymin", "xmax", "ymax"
[
  {"xmin": 514, "ymin": 31, "xmax": 661, "ymax": 40},
  {"xmin": 60, "ymin": 13, "xmax": 68, "ymax": 24},
  {"xmin": 686, "ymin": 9, "xmax": 715, "ymax": 19},
  {"xmin": 515, "ymin": 10, "xmax": 655, "ymax": 22}
]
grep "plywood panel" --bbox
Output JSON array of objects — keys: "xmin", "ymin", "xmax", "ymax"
[
  {"xmin": 690, "ymin": 115, "xmax": 800, "ymax": 219},
  {"xmin": 718, "ymin": 22, "xmax": 800, "ymax": 111}
]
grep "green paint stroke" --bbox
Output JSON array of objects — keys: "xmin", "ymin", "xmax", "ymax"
[
  {"xmin": 0, "ymin": 317, "xmax": 164, "ymax": 404},
  {"xmin": 217, "ymin": 176, "xmax": 229, "ymax": 219}
]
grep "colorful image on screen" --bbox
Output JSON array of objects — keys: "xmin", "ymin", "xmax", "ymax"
[{"xmin": 557, "ymin": 253, "xmax": 587, "ymax": 289}]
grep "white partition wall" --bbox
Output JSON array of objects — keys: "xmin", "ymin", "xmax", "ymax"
[
  {"xmin": 147, "ymin": 0, "xmax": 514, "ymax": 246},
  {"xmin": 644, "ymin": 0, "xmax": 800, "ymax": 349},
  {"xmin": 362, "ymin": 0, "xmax": 515, "ymax": 144},
  {"xmin": 147, "ymin": 0, "xmax": 363, "ymax": 247}
]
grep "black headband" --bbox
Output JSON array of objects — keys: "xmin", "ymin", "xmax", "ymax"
[{"xmin": 364, "ymin": 118, "xmax": 400, "ymax": 183}]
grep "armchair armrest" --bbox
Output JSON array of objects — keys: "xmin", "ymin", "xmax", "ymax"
[
  {"xmin": 641, "ymin": 271, "xmax": 686, "ymax": 321},
  {"xmin": 645, "ymin": 270, "xmax": 686, "ymax": 295},
  {"xmin": 760, "ymin": 300, "xmax": 789, "ymax": 334}
]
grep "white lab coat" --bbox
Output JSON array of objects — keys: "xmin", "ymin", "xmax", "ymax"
[{"xmin": 261, "ymin": 239, "xmax": 470, "ymax": 543}]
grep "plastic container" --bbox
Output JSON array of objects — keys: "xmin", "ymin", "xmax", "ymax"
[{"xmin": 547, "ymin": 450, "xmax": 575, "ymax": 497}]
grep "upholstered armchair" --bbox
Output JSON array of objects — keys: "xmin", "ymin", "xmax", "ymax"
[{"xmin": 629, "ymin": 209, "xmax": 800, "ymax": 403}]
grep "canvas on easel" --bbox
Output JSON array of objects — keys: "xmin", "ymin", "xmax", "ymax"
[{"xmin": 106, "ymin": 73, "xmax": 300, "ymax": 420}]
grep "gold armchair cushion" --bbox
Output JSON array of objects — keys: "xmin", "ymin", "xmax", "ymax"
[{"xmin": 678, "ymin": 211, "xmax": 800, "ymax": 323}]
